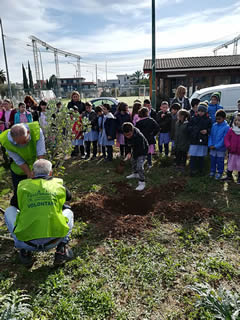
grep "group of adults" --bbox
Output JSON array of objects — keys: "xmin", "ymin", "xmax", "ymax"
[{"xmin": 0, "ymin": 95, "xmax": 77, "ymax": 267}]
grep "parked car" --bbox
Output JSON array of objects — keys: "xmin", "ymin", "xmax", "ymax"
[
  {"xmin": 90, "ymin": 97, "xmax": 120, "ymax": 114},
  {"xmin": 190, "ymin": 84, "xmax": 240, "ymax": 113}
]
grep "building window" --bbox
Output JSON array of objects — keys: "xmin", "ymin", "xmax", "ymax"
[{"xmin": 214, "ymin": 76, "xmax": 231, "ymax": 86}]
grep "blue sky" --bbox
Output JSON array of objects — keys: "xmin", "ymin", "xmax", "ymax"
[{"xmin": 0, "ymin": 0, "xmax": 240, "ymax": 83}]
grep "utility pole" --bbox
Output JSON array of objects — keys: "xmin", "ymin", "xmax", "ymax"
[
  {"xmin": 0, "ymin": 18, "xmax": 12, "ymax": 98},
  {"xmin": 77, "ymin": 58, "xmax": 82, "ymax": 99},
  {"xmin": 105, "ymin": 61, "xmax": 108, "ymax": 83},
  {"xmin": 95, "ymin": 64, "xmax": 98, "ymax": 97},
  {"xmin": 151, "ymin": 0, "xmax": 156, "ymax": 110}
]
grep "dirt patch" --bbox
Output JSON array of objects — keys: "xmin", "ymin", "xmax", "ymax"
[
  {"xmin": 153, "ymin": 201, "xmax": 219, "ymax": 222},
  {"xmin": 71, "ymin": 181, "xmax": 220, "ymax": 238}
]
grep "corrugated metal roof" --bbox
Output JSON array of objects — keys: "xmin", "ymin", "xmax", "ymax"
[{"xmin": 143, "ymin": 55, "xmax": 240, "ymax": 71}]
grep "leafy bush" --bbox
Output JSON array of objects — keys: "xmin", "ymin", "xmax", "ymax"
[
  {"xmin": 43, "ymin": 100, "xmax": 77, "ymax": 175},
  {"xmin": 0, "ymin": 290, "xmax": 32, "ymax": 320},
  {"xmin": 189, "ymin": 283, "xmax": 240, "ymax": 320}
]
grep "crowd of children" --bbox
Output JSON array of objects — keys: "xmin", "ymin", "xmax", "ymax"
[{"xmin": 1, "ymin": 87, "xmax": 240, "ymax": 191}]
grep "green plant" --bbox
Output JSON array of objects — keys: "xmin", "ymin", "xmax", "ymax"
[
  {"xmin": 189, "ymin": 283, "xmax": 240, "ymax": 320},
  {"xmin": 222, "ymin": 222, "xmax": 238, "ymax": 238},
  {"xmin": 0, "ymin": 290, "xmax": 32, "ymax": 320},
  {"xmin": 75, "ymin": 282, "xmax": 115, "ymax": 319},
  {"xmin": 176, "ymin": 227, "xmax": 210, "ymax": 247},
  {"xmin": 204, "ymin": 257, "xmax": 237, "ymax": 279},
  {"xmin": 43, "ymin": 101, "xmax": 77, "ymax": 175}
]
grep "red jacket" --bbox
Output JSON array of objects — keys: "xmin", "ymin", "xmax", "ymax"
[
  {"xmin": 72, "ymin": 116, "xmax": 83, "ymax": 140},
  {"xmin": 224, "ymin": 128, "xmax": 240, "ymax": 155}
]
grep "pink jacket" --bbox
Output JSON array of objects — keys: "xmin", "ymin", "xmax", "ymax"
[{"xmin": 224, "ymin": 128, "xmax": 240, "ymax": 155}]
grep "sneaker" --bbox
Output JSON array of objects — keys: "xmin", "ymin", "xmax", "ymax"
[
  {"xmin": 126, "ymin": 173, "xmax": 140, "ymax": 179},
  {"xmin": 215, "ymin": 173, "xmax": 222, "ymax": 180},
  {"xmin": 221, "ymin": 175, "xmax": 233, "ymax": 181},
  {"xmin": 19, "ymin": 249, "xmax": 33, "ymax": 267},
  {"xmin": 90, "ymin": 156, "xmax": 96, "ymax": 161},
  {"xmin": 148, "ymin": 164, "xmax": 152, "ymax": 169},
  {"xmin": 54, "ymin": 243, "xmax": 74, "ymax": 265},
  {"xmin": 84, "ymin": 155, "xmax": 90, "ymax": 160},
  {"xmin": 135, "ymin": 181, "xmax": 145, "ymax": 191},
  {"xmin": 209, "ymin": 172, "xmax": 215, "ymax": 178}
]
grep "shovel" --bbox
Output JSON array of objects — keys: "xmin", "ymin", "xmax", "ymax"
[
  {"xmin": 116, "ymin": 159, "xmax": 126, "ymax": 174},
  {"xmin": 116, "ymin": 153, "xmax": 131, "ymax": 174}
]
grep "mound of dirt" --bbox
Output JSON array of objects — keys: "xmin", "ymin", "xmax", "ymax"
[
  {"xmin": 153, "ymin": 201, "xmax": 219, "ymax": 222},
  {"xmin": 71, "ymin": 181, "xmax": 220, "ymax": 238}
]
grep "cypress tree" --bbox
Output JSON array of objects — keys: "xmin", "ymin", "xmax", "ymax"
[
  {"xmin": 22, "ymin": 64, "xmax": 29, "ymax": 93},
  {"xmin": 28, "ymin": 61, "xmax": 34, "ymax": 93}
]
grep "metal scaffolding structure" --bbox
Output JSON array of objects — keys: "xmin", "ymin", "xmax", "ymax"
[
  {"xmin": 213, "ymin": 35, "xmax": 240, "ymax": 56},
  {"xmin": 31, "ymin": 38, "xmax": 41, "ymax": 83},
  {"xmin": 30, "ymin": 35, "xmax": 81, "ymax": 81}
]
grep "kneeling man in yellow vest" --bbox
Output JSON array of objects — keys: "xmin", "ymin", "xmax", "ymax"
[
  {"xmin": 4, "ymin": 159, "xmax": 74, "ymax": 266},
  {"xmin": 0, "ymin": 122, "xmax": 46, "ymax": 207}
]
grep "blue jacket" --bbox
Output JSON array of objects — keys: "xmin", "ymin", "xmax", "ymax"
[
  {"xmin": 208, "ymin": 104, "xmax": 223, "ymax": 123},
  {"xmin": 208, "ymin": 120, "xmax": 230, "ymax": 152},
  {"xmin": 14, "ymin": 111, "xmax": 33, "ymax": 124}
]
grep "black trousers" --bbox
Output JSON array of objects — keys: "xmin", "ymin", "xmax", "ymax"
[
  {"xmin": 102, "ymin": 146, "xmax": 113, "ymax": 160},
  {"xmin": 10, "ymin": 170, "xmax": 27, "ymax": 207},
  {"xmin": 190, "ymin": 156, "xmax": 204, "ymax": 173},
  {"xmin": 85, "ymin": 141, "xmax": 97, "ymax": 157},
  {"xmin": 159, "ymin": 143, "xmax": 169, "ymax": 156},
  {"xmin": 175, "ymin": 151, "xmax": 187, "ymax": 167}
]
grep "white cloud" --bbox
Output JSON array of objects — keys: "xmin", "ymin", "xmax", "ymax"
[{"xmin": 1, "ymin": 0, "xmax": 240, "ymax": 84}]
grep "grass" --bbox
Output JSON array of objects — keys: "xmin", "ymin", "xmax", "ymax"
[{"xmin": 1, "ymin": 153, "xmax": 240, "ymax": 319}]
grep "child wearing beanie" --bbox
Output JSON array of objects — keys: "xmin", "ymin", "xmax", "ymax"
[
  {"xmin": 208, "ymin": 92, "xmax": 223, "ymax": 123},
  {"xmin": 208, "ymin": 110, "xmax": 230, "ymax": 179},
  {"xmin": 188, "ymin": 102, "xmax": 212, "ymax": 176}
]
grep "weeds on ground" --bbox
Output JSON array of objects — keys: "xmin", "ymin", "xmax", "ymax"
[{"xmin": 1, "ymin": 155, "xmax": 240, "ymax": 319}]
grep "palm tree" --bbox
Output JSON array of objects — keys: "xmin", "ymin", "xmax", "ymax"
[
  {"xmin": 0, "ymin": 69, "xmax": 6, "ymax": 84},
  {"xmin": 132, "ymin": 70, "xmax": 144, "ymax": 84}
]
